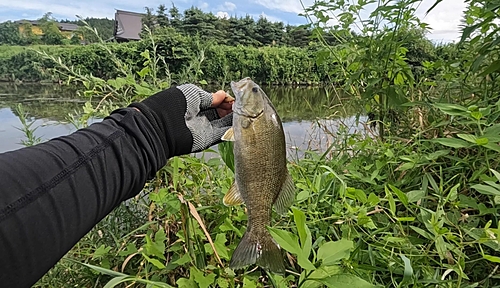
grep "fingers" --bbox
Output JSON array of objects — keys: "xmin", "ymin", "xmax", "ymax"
[
  {"xmin": 217, "ymin": 107, "xmax": 232, "ymax": 118},
  {"xmin": 211, "ymin": 90, "xmax": 227, "ymax": 107},
  {"xmin": 218, "ymin": 102, "xmax": 233, "ymax": 110}
]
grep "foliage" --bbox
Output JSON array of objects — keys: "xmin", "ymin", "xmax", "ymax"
[
  {"xmin": 8, "ymin": 0, "xmax": 500, "ymax": 287},
  {"xmin": 139, "ymin": 3, "xmax": 311, "ymax": 47},
  {"xmin": 0, "ymin": 21, "xmax": 22, "ymax": 45},
  {"xmin": 61, "ymin": 17, "xmax": 115, "ymax": 42}
]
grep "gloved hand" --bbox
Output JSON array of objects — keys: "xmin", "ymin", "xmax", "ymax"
[{"xmin": 130, "ymin": 84, "xmax": 233, "ymax": 158}]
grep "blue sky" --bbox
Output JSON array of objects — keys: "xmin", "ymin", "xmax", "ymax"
[{"xmin": 0, "ymin": 0, "xmax": 466, "ymax": 42}]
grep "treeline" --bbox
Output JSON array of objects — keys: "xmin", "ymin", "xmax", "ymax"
[
  {"xmin": 141, "ymin": 4, "xmax": 316, "ymax": 47},
  {"xmin": 0, "ymin": 4, "xmax": 319, "ymax": 48}
]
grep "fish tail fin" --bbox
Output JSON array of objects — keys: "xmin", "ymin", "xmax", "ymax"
[{"xmin": 229, "ymin": 229, "xmax": 285, "ymax": 274}]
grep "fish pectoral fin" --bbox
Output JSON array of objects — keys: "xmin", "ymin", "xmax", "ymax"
[
  {"xmin": 223, "ymin": 181, "xmax": 244, "ymax": 206},
  {"xmin": 221, "ymin": 127, "xmax": 235, "ymax": 141},
  {"xmin": 273, "ymin": 172, "xmax": 296, "ymax": 215}
]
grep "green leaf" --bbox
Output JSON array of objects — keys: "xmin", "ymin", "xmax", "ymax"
[
  {"xmin": 213, "ymin": 233, "xmax": 230, "ymax": 260},
  {"xmin": 410, "ymin": 226, "xmax": 433, "ymax": 240},
  {"xmin": 476, "ymin": 137, "xmax": 489, "ymax": 145},
  {"xmin": 484, "ymin": 254, "xmax": 500, "ymax": 263},
  {"xmin": 479, "ymin": 59, "xmax": 500, "ymax": 76},
  {"xmin": 268, "ymin": 227, "xmax": 301, "ymax": 254},
  {"xmin": 320, "ymin": 274, "xmax": 378, "ymax": 288},
  {"xmin": 297, "ymin": 253, "xmax": 316, "ymax": 271},
  {"xmin": 431, "ymin": 138, "xmax": 472, "ymax": 148},
  {"xmin": 385, "ymin": 186, "xmax": 396, "ymax": 216},
  {"xmin": 433, "ymin": 103, "xmax": 468, "ymax": 116},
  {"xmin": 399, "ymin": 254, "xmax": 413, "ymax": 281},
  {"xmin": 176, "ymin": 277, "xmax": 197, "ymax": 288},
  {"xmin": 137, "ymin": 67, "xmax": 150, "ymax": 77},
  {"xmin": 446, "ymin": 183, "xmax": 459, "ymax": 202},
  {"xmin": 490, "ymin": 169, "xmax": 500, "ymax": 182},
  {"xmin": 471, "ymin": 184, "xmax": 500, "ymax": 196},
  {"xmin": 92, "ymin": 244, "xmax": 111, "ymax": 260},
  {"xmin": 79, "ymin": 262, "xmax": 127, "ymax": 277},
  {"xmin": 103, "ymin": 276, "xmax": 130, "ymax": 288},
  {"xmin": 292, "ymin": 208, "xmax": 312, "ymax": 258},
  {"xmin": 407, "ymin": 190, "xmax": 425, "ymax": 203},
  {"xmin": 317, "ymin": 239, "xmax": 353, "ymax": 266},
  {"xmin": 243, "ymin": 277, "xmax": 257, "ymax": 288},
  {"xmin": 388, "ymin": 184, "xmax": 408, "ymax": 207},
  {"xmin": 142, "ymin": 254, "xmax": 165, "ymax": 269},
  {"xmin": 191, "ymin": 268, "xmax": 216, "ymax": 288},
  {"xmin": 367, "ymin": 193, "xmax": 380, "ymax": 205},
  {"xmin": 426, "ymin": 0, "xmax": 443, "ymax": 14},
  {"xmin": 483, "ymin": 142, "xmax": 500, "ymax": 152},
  {"xmin": 457, "ymin": 134, "xmax": 477, "ymax": 144}
]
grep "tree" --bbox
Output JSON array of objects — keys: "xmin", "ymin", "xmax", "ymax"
[
  {"xmin": 0, "ymin": 21, "xmax": 22, "ymax": 45},
  {"xmin": 19, "ymin": 22, "xmax": 39, "ymax": 45},
  {"xmin": 38, "ymin": 12, "xmax": 65, "ymax": 45},
  {"xmin": 70, "ymin": 33, "xmax": 81, "ymax": 44},
  {"xmin": 156, "ymin": 4, "xmax": 169, "ymax": 27},
  {"xmin": 142, "ymin": 7, "xmax": 157, "ymax": 34},
  {"xmin": 180, "ymin": 7, "xmax": 223, "ymax": 42},
  {"xmin": 255, "ymin": 16, "xmax": 284, "ymax": 46},
  {"xmin": 285, "ymin": 25, "xmax": 312, "ymax": 47},
  {"xmin": 169, "ymin": 3, "xmax": 182, "ymax": 30}
]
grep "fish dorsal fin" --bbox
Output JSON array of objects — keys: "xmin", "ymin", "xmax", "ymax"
[
  {"xmin": 223, "ymin": 181, "xmax": 244, "ymax": 206},
  {"xmin": 221, "ymin": 127, "xmax": 235, "ymax": 141},
  {"xmin": 273, "ymin": 172, "xmax": 296, "ymax": 215}
]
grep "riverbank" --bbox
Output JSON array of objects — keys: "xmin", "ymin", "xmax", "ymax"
[{"xmin": 0, "ymin": 40, "xmax": 332, "ymax": 85}]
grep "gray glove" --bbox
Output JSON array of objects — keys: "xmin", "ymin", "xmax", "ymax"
[
  {"xmin": 132, "ymin": 83, "xmax": 233, "ymax": 157},
  {"xmin": 177, "ymin": 84, "xmax": 233, "ymax": 152}
]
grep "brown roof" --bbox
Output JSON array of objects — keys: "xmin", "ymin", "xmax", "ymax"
[
  {"xmin": 14, "ymin": 20, "xmax": 79, "ymax": 31},
  {"xmin": 114, "ymin": 10, "xmax": 145, "ymax": 40}
]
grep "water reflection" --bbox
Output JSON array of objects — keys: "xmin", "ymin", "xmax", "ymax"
[{"xmin": 0, "ymin": 84, "xmax": 369, "ymax": 154}]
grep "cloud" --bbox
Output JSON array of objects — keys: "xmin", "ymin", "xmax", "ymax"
[
  {"xmin": 258, "ymin": 12, "xmax": 282, "ymax": 23},
  {"xmin": 250, "ymin": 0, "xmax": 313, "ymax": 14},
  {"xmin": 250, "ymin": 0, "xmax": 466, "ymax": 42},
  {"xmin": 199, "ymin": 1, "xmax": 209, "ymax": 10},
  {"xmin": 415, "ymin": 0, "xmax": 466, "ymax": 42},
  {"xmin": 220, "ymin": 1, "xmax": 236, "ymax": 11},
  {"xmin": 0, "ymin": 0, "xmax": 191, "ymax": 22},
  {"xmin": 216, "ymin": 11, "xmax": 230, "ymax": 19}
]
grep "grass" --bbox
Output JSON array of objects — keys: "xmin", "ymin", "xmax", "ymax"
[{"xmin": 8, "ymin": 1, "xmax": 500, "ymax": 286}]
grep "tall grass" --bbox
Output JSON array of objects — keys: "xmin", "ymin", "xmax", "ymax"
[{"xmin": 21, "ymin": 1, "xmax": 500, "ymax": 287}]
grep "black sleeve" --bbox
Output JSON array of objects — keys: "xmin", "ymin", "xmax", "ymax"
[{"xmin": 0, "ymin": 106, "xmax": 172, "ymax": 287}]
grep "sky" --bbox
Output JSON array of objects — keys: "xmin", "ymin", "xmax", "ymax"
[{"xmin": 0, "ymin": 0, "xmax": 467, "ymax": 43}]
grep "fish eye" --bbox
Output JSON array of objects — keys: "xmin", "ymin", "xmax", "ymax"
[{"xmin": 252, "ymin": 87, "xmax": 258, "ymax": 93}]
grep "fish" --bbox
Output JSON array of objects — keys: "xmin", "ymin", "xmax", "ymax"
[{"xmin": 221, "ymin": 77, "xmax": 296, "ymax": 274}]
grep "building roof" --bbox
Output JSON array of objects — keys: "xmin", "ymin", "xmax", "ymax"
[
  {"xmin": 114, "ymin": 9, "xmax": 145, "ymax": 40},
  {"xmin": 14, "ymin": 20, "xmax": 79, "ymax": 31}
]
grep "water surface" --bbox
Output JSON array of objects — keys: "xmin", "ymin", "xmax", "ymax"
[{"xmin": 0, "ymin": 84, "xmax": 369, "ymax": 156}]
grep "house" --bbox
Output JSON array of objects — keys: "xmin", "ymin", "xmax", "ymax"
[
  {"xmin": 15, "ymin": 20, "xmax": 79, "ymax": 39},
  {"xmin": 114, "ymin": 10, "xmax": 145, "ymax": 42}
]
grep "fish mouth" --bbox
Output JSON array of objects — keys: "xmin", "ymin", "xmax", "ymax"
[{"xmin": 230, "ymin": 77, "xmax": 253, "ymax": 98}]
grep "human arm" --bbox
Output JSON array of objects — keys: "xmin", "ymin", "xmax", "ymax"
[{"xmin": 0, "ymin": 84, "xmax": 232, "ymax": 287}]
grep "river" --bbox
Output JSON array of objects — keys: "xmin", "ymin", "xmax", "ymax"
[{"xmin": 0, "ymin": 84, "xmax": 370, "ymax": 158}]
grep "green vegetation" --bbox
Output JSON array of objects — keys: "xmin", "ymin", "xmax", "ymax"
[
  {"xmin": 9, "ymin": 0, "xmax": 500, "ymax": 287},
  {"xmin": 0, "ymin": 3, "xmax": 438, "ymax": 85}
]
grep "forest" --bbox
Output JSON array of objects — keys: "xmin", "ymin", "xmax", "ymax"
[
  {"xmin": 2, "ymin": 0, "xmax": 500, "ymax": 287},
  {"xmin": 0, "ymin": 4, "xmax": 315, "ymax": 47}
]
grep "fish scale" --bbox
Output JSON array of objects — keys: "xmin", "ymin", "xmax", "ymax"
[{"xmin": 221, "ymin": 77, "xmax": 296, "ymax": 274}]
